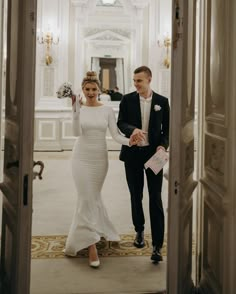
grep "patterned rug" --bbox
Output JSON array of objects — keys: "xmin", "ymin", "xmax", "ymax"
[{"xmin": 31, "ymin": 234, "xmax": 165, "ymax": 259}]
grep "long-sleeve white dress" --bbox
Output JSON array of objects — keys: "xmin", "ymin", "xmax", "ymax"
[{"xmin": 64, "ymin": 100, "xmax": 130, "ymax": 256}]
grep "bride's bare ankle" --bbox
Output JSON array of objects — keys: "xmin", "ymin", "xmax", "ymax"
[
  {"xmin": 88, "ymin": 244, "xmax": 97, "ymax": 251},
  {"xmin": 88, "ymin": 244, "xmax": 98, "ymax": 261}
]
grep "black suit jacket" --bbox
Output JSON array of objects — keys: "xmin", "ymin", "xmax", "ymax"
[
  {"xmin": 117, "ymin": 91, "xmax": 170, "ymax": 163},
  {"xmin": 111, "ymin": 91, "xmax": 123, "ymax": 101}
]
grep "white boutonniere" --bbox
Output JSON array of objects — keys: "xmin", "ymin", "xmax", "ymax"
[{"xmin": 154, "ymin": 104, "xmax": 162, "ymax": 111}]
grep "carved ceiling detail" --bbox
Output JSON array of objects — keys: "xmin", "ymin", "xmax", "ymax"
[
  {"xmin": 71, "ymin": 0, "xmax": 89, "ymax": 7},
  {"xmin": 130, "ymin": 0, "xmax": 150, "ymax": 9},
  {"xmin": 71, "ymin": 0, "xmax": 149, "ymax": 10},
  {"xmin": 84, "ymin": 28, "xmax": 131, "ymax": 39}
]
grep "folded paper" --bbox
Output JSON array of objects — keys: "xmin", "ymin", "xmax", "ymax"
[{"xmin": 144, "ymin": 148, "xmax": 169, "ymax": 175}]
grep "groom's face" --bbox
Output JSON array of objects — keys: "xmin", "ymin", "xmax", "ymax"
[{"xmin": 133, "ymin": 71, "xmax": 151, "ymax": 96}]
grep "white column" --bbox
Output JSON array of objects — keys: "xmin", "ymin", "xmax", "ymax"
[
  {"xmin": 71, "ymin": 0, "xmax": 92, "ymax": 92},
  {"xmin": 35, "ymin": 0, "xmax": 70, "ymax": 107},
  {"xmin": 130, "ymin": 1, "xmax": 151, "ymax": 72},
  {"xmin": 73, "ymin": 8, "xmax": 84, "ymax": 91},
  {"xmin": 133, "ymin": 10, "xmax": 143, "ymax": 67},
  {"xmin": 57, "ymin": 0, "xmax": 70, "ymax": 91},
  {"xmin": 91, "ymin": 57, "xmax": 100, "ymax": 77},
  {"xmin": 115, "ymin": 58, "xmax": 124, "ymax": 93},
  {"xmin": 148, "ymin": 0, "xmax": 171, "ymax": 98},
  {"xmin": 148, "ymin": 0, "xmax": 161, "ymax": 91}
]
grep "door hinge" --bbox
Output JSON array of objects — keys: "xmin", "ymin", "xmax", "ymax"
[{"xmin": 173, "ymin": 0, "xmax": 183, "ymax": 49}]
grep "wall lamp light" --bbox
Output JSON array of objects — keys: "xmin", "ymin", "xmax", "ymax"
[
  {"xmin": 158, "ymin": 35, "xmax": 171, "ymax": 69},
  {"xmin": 37, "ymin": 30, "xmax": 59, "ymax": 66}
]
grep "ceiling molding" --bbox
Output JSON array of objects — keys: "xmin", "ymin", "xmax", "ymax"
[
  {"xmin": 71, "ymin": 0, "xmax": 89, "ymax": 6},
  {"xmin": 130, "ymin": 0, "xmax": 151, "ymax": 9},
  {"xmin": 84, "ymin": 29, "xmax": 130, "ymax": 42},
  {"xmin": 84, "ymin": 28, "xmax": 131, "ymax": 39}
]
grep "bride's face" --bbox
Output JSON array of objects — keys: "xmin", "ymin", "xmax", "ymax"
[{"xmin": 82, "ymin": 82, "xmax": 99, "ymax": 100}]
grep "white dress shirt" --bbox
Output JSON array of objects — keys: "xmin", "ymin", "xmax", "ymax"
[{"xmin": 138, "ymin": 94, "xmax": 152, "ymax": 146}]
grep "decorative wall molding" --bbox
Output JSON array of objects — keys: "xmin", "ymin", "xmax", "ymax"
[
  {"xmin": 38, "ymin": 121, "xmax": 57, "ymax": 140},
  {"xmin": 61, "ymin": 120, "xmax": 74, "ymax": 139},
  {"xmin": 85, "ymin": 29, "xmax": 130, "ymax": 42},
  {"xmin": 84, "ymin": 28, "xmax": 131, "ymax": 38},
  {"xmin": 130, "ymin": 0, "xmax": 151, "ymax": 9},
  {"xmin": 71, "ymin": 0, "xmax": 89, "ymax": 7},
  {"xmin": 204, "ymin": 134, "xmax": 226, "ymax": 188},
  {"xmin": 34, "ymin": 104, "xmax": 121, "ymax": 151}
]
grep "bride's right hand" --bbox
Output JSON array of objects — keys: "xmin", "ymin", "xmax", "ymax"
[
  {"xmin": 78, "ymin": 95, "xmax": 83, "ymax": 106},
  {"xmin": 72, "ymin": 94, "xmax": 83, "ymax": 108},
  {"xmin": 72, "ymin": 95, "xmax": 76, "ymax": 105}
]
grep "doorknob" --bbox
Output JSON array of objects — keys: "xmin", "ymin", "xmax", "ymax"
[{"xmin": 33, "ymin": 160, "xmax": 44, "ymax": 180}]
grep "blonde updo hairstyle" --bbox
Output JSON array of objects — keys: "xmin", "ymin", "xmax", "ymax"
[{"xmin": 81, "ymin": 71, "xmax": 101, "ymax": 89}]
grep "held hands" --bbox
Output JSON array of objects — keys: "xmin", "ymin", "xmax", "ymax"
[
  {"xmin": 129, "ymin": 136, "xmax": 137, "ymax": 146},
  {"xmin": 129, "ymin": 128, "xmax": 147, "ymax": 146}
]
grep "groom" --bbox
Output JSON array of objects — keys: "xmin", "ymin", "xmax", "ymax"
[{"xmin": 117, "ymin": 66, "xmax": 170, "ymax": 262}]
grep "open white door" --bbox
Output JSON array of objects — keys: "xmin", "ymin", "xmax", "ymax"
[
  {"xmin": 0, "ymin": 0, "xmax": 37, "ymax": 293},
  {"xmin": 197, "ymin": 0, "xmax": 236, "ymax": 293},
  {"xmin": 167, "ymin": 0, "xmax": 197, "ymax": 293}
]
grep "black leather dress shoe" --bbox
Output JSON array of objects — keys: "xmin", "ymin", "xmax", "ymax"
[
  {"xmin": 151, "ymin": 246, "xmax": 163, "ymax": 262},
  {"xmin": 133, "ymin": 231, "xmax": 145, "ymax": 248}
]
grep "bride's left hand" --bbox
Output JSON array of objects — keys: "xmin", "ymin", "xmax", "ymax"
[{"xmin": 129, "ymin": 135, "xmax": 138, "ymax": 146}]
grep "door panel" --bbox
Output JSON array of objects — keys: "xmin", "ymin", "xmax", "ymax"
[
  {"xmin": 167, "ymin": 0, "xmax": 197, "ymax": 293},
  {"xmin": 0, "ymin": 0, "xmax": 37, "ymax": 293},
  {"xmin": 198, "ymin": 0, "xmax": 230, "ymax": 293}
]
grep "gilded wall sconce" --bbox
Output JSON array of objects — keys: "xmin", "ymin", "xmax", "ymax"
[
  {"xmin": 158, "ymin": 35, "xmax": 171, "ymax": 69},
  {"xmin": 37, "ymin": 30, "xmax": 59, "ymax": 66}
]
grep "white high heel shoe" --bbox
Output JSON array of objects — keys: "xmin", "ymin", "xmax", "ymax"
[
  {"xmin": 89, "ymin": 259, "xmax": 100, "ymax": 268},
  {"xmin": 88, "ymin": 245, "xmax": 100, "ymax": 268}
]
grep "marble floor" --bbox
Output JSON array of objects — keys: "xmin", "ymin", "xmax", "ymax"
[
  {"xmin": 0, "ymin": 150, "xmax": 198, "ymax": 293},
  {"xmin": 30, "ymin": 150, "xmax": 168, "ymax": 294}
]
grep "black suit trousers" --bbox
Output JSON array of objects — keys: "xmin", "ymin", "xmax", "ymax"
[{"xmin": 124, "ymin": 147, "xmax": 164, "ymax": 248}]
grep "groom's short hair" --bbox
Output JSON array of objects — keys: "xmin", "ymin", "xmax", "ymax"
[{"xmin": 134, "ymin": 66, "xmax": 152, "ymax": 77}]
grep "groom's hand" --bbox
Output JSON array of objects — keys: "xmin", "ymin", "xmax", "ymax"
[
  {"xmin": 131, "ymin": 128, "xmax": 146, "ymax": 143},
  {"xmin": 156, "ymin": 145, "xmax": 166, "ymax": 152}
]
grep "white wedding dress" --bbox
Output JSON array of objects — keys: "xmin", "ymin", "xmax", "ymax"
[{"xmin": 64, "ymin": 100, "xmax": 129, "ymax": 256}]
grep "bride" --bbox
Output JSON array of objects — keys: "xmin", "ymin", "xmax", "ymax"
[{"xmin": 64, "ymin": 71, "xmax": 137, "ymax": 268}]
